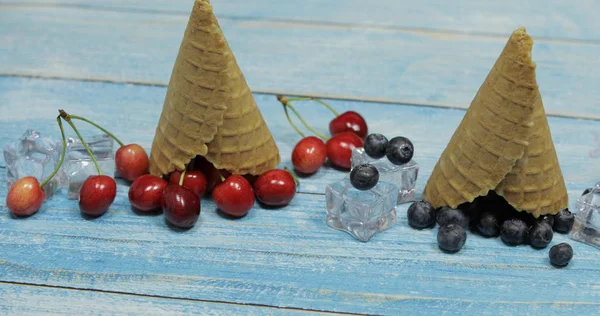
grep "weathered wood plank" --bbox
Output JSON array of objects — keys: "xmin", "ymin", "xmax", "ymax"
[{"xmin": 1, "ymin": 5, "xmax": 600, "ymax": 118}]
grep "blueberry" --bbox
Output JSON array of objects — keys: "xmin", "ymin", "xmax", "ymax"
[
  {"xmin": 385, "ymin": 136, "xmax": 414, "ymax": 165},
  {"xmin": 553, "ymin": 209, "xmax": 574, "ymax": 234},
  {"xmin": 549, "ymin": 243, "xmax": 573, "ymax": 267},
  {"xmin": 538, "ymin": 214, "xmax": 554, "ymax": 228},
  {"xmin": 349, "ymin": 164, "xmax": 379, "ymax": 191},
  {"xmin": 476, "ymin": 211, "xmax": 500, "ymax": 237},
  {"xmin": 407, "ymin": 201, "xmax": 436, "ymax": 229},
  {"xmin": 582, "ymin": 188, "xmax": 592, "ymax": 196},
  {"xmin": 364, "ymin": 133, "xmax": 388, "ymax": 159},
  {"xmin": 527, "ymin": 222, "xmax": 553, "ymax": 249},
  {"xmin": 437, "ymin": 224, "xmax": 467, "ymax": 253},
  {"xmin": 500, "ymin": 218, "xmax": 529, "ymax": 246},
  {"xmin": 436, "ymin": 206, "xmax": 469, "ymax": 229}
]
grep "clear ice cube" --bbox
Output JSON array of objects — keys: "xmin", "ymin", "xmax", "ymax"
[
  {"xmin": 571, "ymin": 182, "xmax": 600, "ymax": 248},
  {"xmin": 351, "ymin": 147, "xmax": 419, "ymax": 204},
  {"xmin": 65, "ymin": 134, "xmax": 115, "ymax": 199},
  {"xmin": 3, "ymin": 129, "xmax": 63, "ymax": 198},
  {"xmin": 325, "ymin": 178, "xmax": 398, "ymax": 242}
]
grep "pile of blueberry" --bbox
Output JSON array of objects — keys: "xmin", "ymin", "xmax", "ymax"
[
  {"xmin": 364, "ymin": 133, "xmax": 414, "ymax": 165},
  {"xmin": 407, "ymin": 191, "xmax": 576, "ymax": 268}
]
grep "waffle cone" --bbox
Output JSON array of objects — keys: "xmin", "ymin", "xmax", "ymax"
[
  {"xmin": 149, "ymin": 0, "xmax": 280, "ymax": 177},
  {"xmin": 423, "ymin": 28, "xmax": 567, "ymax": 217}
]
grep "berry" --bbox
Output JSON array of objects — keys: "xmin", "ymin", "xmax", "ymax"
[
  {"xmin": 364, "ymin": 133, "xmax": 388, "ymax": 159},
  {"xmin": 194, "ymin": 156, "xmax": 222, "ymax": 192},
  {"xmin": 326, "ymin": 132, "xmax": 364, "ymax": 169},
  {"xmin": 253, "ymin": 169, "xmax": 296, "ymax": 206},
  {"xmin": 162, "ymin": 184, "xmax": 200, "ymax": 229},
  {"xmin": 407, "ymin": 200, "xmax": 436, "ymax": 229},
  {"xmin": 500, "ymin": 218, "xmax": 529, "ymax": 246},
  {"xmin": 476, "ymin": 211, "xmax": 501, "ymax": 237},
  {"xmin": 582, "ymin": 188, "xmax": 592, "ymax": 196},
  {"xmin": 553, "ymin": 209, "xmax": 574, "ymax": 234},
  {"xmin": 212, "ymin": 175, "xmax": 255, "ymax": 218},
  {"xmin": 169, "ymin": 170, "xmax": 208, "ymax": 198},
  {"xmin": 329, "ymin": 111, "xmax": 368, "ymax": 139},
  {"xmin": 527, "ymin": 222, "xmax": 553, "ymax": 249},
  {"xmin": 292, "ymin": 136, "xmax": 327, "ymax": 174},
  {"xmin": 6, "ymin": 177, "xmax": 45, "ymax": 217},
  {"xmin": 129, "ymin": 174, "xmax": 168, "ymax": 212},
  {"xmin": 538, "ymin": 214, "xmax": 555, "ymax": 228},
  {"xmin": 437, "ymin": 224, "xmax": 467, "ymax": 253},
  {"xmin": 436, "ymin": 206, "xmax": 469, "ymax": 229},
  {"xmin": 349, "ymin": 164, "xmax": 379, "ymax": 191},
  {"xmin": 549, "ymin": 243, "xmax": 573, "ymax": 267},
  {"xmin": 385, "ymin": 136, "xmax": 414, "ymax": 165},
  {"xmin": 79, "ymin": 175, "xmax": 117, "ymax": 217},
  {"xmin": 115, "ymin": 144, "xmax": 149, "ymax": 182}
]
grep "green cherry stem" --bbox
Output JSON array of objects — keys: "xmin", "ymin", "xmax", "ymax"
[
  {"xmin": 283, "ymin": 166, "xmax": 300, "ymax": 186},
  {"xmin": 40, "ymin": 116, "xmax": 67, "ymax": 188},
  {"xmin": 286, "ymin": 102, "xmax": 330, "ymax": 141},
  {"xmin": 178, "ymin": 169, "xmax": 187, "ymax": 186},
  {"xmin": 285, "ymin": 97, "xmax": 340, "ymax": 117},
  {"xmin": 69, "ymin": 114, "xmax": 125, "ymax": 147},
  {"xmin": 59, "ymin": 110, "xmax": 103, "ymax": 176},
  {"xmin": 283, "ymin": 105, "xmax": 306, "ymax": 138}
]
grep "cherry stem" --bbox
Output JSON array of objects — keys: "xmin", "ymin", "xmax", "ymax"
[
  {"xmin": 40, "ymin": 116, "xmax": 67, "ymax": 188},
  {"xmin": 286, "ymin": 97, "xmax": 339, "ymax": 117},
  {"xmin": 178, "ymin": 169, "xmax": 186, "ymax": 186},
  {"xmin": 69, "ymin": 114, "xmax": 125, "ymax": 147},
  {"xmin": 216, "ymin": 169, "xmax": 226, "ymax": 182},
  {"xmin": 284, "ymin": 167, "xmax": 300, "ymax": 186},
  {"xmin": 286, "ymin": 102, "xmax": 330, "ymax": 140},
  {"xmin": 59, "ymin": 110, "xmax": 103, "ymax": 176},
  {"xmin": 283, "ymin": 105, "xmax": 306, "ymax": 138}
]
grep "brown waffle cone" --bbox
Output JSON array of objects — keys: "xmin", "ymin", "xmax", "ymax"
[
  {"xmin": 149, "ymin": 0, "xmax": 280, "ymax": 177},
  {"xmin": 422, "ymin": 27, "xmax": 568, "ymax": 217}
]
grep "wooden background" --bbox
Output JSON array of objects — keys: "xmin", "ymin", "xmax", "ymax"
[{"xmin": 1, "ymin": 0, "xmax": 599, "ymax": 315}]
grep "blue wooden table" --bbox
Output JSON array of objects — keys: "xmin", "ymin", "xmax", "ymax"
[{"xmin": 1, "ymin": 1, "xmax": 599, "ymax": 314}]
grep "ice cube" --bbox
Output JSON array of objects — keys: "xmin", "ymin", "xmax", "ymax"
[
  {"xmin": 4, "ymin": 129, "xmax": 63, "ymax": 198},
  {"xmin": 65, "ymin": 134, "xmax": 115, "ymax": 199},
  {"xmin": 571, "ymin": 182, "xmax": 600, "ymax": 248},
  {"xmin": 325, "ymin": 178, "xmax": 398, "ymax": 242},
  {"xmin": 351, "ymin": 147, "xmax": 419, "ymax": 204}
]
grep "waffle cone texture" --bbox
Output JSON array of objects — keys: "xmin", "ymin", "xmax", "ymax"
[
  {"xmin": 149, "ymin": 0, "xmax": 280, "ymax": 177},
  {"xmin": 423, "ymin": 28, "xmax": 567, "ymax": 218}
]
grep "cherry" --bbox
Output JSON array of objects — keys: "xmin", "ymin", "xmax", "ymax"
[
  {"xmin": 253, "ymin": 169, "xmax": 297, "ymax": 206},
  {"xmin": 169, "ymin": 170, "xmax": 208, "ymax": 198},
  {"xmin": 129, "ymin": 174, "xmax": 168, "ymax": 212},
  {"xmin": 162, "ymin": 184, "xmax": 200, "ymax": 229},
  {"xmin": 6, "ymin": 177, "xmax": 45, "ymax": 217},
  {"xmin": 116, "ymin": 144, "xmax": 149, "ymax": 182},
  {"xmin": 194, "ymin": 155, "xmax": 222, "ymax": 192},
  {"xmin": 212, "ymin": 175, "xmax": 255, "ymax": 218},
  {"xmin": 79, "ymin": 175, "xmax": 117, "ymax": 217},
  {"xmin": 292, "ymin": 136, "xmax": 327, "ymax": 174},
  {"xmin": 329, "ymin": 111, "xmax": 368, "ymax": 139},
  {"xmin": 326, "ymin": 131, "xmax": 364, "ymax": 169}
]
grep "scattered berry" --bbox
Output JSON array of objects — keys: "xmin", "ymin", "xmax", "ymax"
[
  {"xmin": 115, "ymin": 144, "xmax": 149, "ymax": 182},
  {"xmin": 385, "ymin": 136, "xmax": 414, "ymax": 165},
  {"xmin": 194, "ymin": 156, "xmax": 222, "ymax": 192},
  {"xmin": 538, "ymin": 214, "xmax": 555, "ymax": 228},
  {"xmin": 6, "ymin": 177, "xmax": 45, "ymax": 217},
  {"xmin": 292, "ymin": 136, "xmax": 327, "ymax": 174},
  {"xmin": 212, "ymin": 175, "xmax": 255, "ymax": 218},
  {"xmin": 329, "ymin": 111, "xmax": 368, "ymax": 139},
  {"xmin": 500, "ymin": 218, "xmax": 529, "ymax": 246},
  {"xmin": 129, "ymin": 174, "xmax": 168, "ymax": 212},
  {"xmin": 549, "ymin": 243, "xmax": 573, "ymax": 267},
  {"xmin": 553, "ymin": 209, "xmax": 575, "ymax": 234},
  {"xmin": 437, "ymin": 224, "xmax": 467, "ymax": 253},
  {"xmin": 326, "ymin": 132, "xmax": 364, "ymax": 169},
  {"xmin": 253, "ymin": 169, "xmax": 296, "ymax": 206},
  {"xmin": 476, "ymin": 211, "xmax": 501, "ymax": 237},
  {"xmin": 527, "ymin": 222, "xmax": 553, "ymax": 249},
  {"xmin": 407, "ymin": 200, "xmax": 436, "ymax": 229},
  {"xmin": 349, "ymin": 164, "xmax": 379, "ymax": 191},
  {"xmin": 79, "ymin": 175, "xmax": 117, "ymax": 217},
  {"xmin": 169, "ymin": 170, "xmax": 208, "ymax": 198},
  {"xmin": 162, "ymin": 184, "xmax": 200, "ymax": 229},
  {"xmin": 436, "ymin": 206, "xmax": 469, "ymax": 229},
  {"xmin": 363, "ymin": 133, "xmax": 388, "ymax": 159}
]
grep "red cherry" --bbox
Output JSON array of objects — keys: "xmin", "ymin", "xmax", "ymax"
[
  {"xmin": 326, "ymin": 131, "xmax": 364, "ymax": 169},
  {"xmin": 329, "ymin": 111, "xmax": 368, "ymax": 139},
  {"xmin": 129, "ymin": 174, "xmax": 168, "ymax": 212},
  {"xmin": 6, "ymin": 176, "xmax": 45, "ymax": 217},
  {"xmin": 79, "ymin": 175, "xmax": 117, "ymax": 217},
  {"xmin": 162, "ymin": 184, "xmax": 200, "ymax": 228},
  {"xmin": 194, "ymin": 156, "xmax": 222, "ymax": 192},
  {"xmin": 212, "ymin": 175, "xmax": 255, "ymax": 218},
  {"xmin": 253, "ymin": 169, "xmax": 296, "ymax": 206},
  {"xmin": 116, "ymin": 144, "xmax": 149, "ymax": 182},
  {"xmin": 169, "ymin": 170, "xmax": 208, "ymax": 198},
  {"xmin": 292, "ymin": 136, "xmax": 327, "ymax": 174}
]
